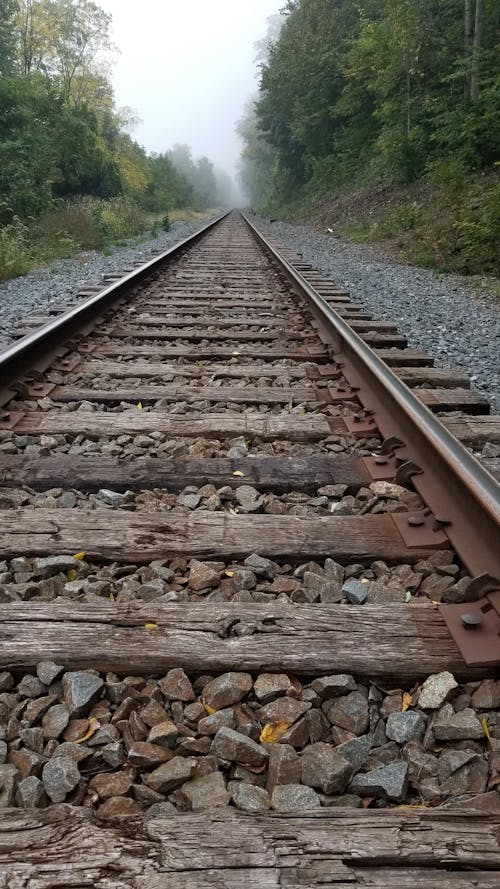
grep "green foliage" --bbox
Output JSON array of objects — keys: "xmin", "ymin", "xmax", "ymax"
[
  {"xmin": 0, "ymin": 0, "xmax": 18, "ymax": 74},
  {"xmin": 241, "ymin": 0, "xmax": 499, "ymax": 275},
  {"xmin": 334, "ymin": 173, "xmax": 500, "ymax": 275},
  {"xmin": 161, "ymin": 212, "xmax": 171, "ymax": 232},
  {"xmin": 0, "ymin": 196, "xmax": 154, "ymax": 280},
  {"xmin": 0, "ymin": 0, "xmax": 235, "ymax": 280},
  {"xmin": 0, "ymin": 216, "xmax": 32, "ymax": 279}
]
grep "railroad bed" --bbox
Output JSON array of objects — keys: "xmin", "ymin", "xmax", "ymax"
[{"xmin": 0, "ymin": 211, "xmax": 499, "ymax": 887}]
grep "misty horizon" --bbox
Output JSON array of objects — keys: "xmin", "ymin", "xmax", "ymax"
[{"xmin": 97, "ymin": 0, "xmax": 283, "ymax": 186}]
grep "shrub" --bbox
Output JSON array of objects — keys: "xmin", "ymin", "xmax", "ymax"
[{"xmin": 0, "ymin": 217, "xmax": 32, "ymax": 280}]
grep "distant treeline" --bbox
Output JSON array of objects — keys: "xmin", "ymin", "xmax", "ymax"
[{"xmin": 0, "ymin": 0, "xmax": 232, "ymax": 252}]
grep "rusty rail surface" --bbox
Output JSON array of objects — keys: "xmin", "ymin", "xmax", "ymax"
[{"xmin": 242, "ymin": 212, "xmax": 500, "ymax": 666}]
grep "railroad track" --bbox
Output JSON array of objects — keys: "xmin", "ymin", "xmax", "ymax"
[{"xmin": 0, "ymin": 210, "xmax": 499, "ymax": 887}]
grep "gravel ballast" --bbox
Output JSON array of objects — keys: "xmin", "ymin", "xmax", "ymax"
[
  {"xmin": 0, "ymin": 219, "xmax": 219, "ymax": 351},
  {"xmin": 1, "ymin": 664, "xmax": 498, "ymax": 814},
  {"xmin": 254, "ymin": 216, "xmax": 500, "ymax": 411}
]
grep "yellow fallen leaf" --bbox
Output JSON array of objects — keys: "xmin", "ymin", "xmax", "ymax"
[
  {"xmin": 109, "ymin": 593, "xmax": 115, "ymax": 602},
  {"xmin": 225, "ymin": 570, "xmax": 235, "ymax": 577},
  {"xmin": 72, "ymin": 552, "xmax": 85, "ymax": 560},
  {"xmin": 74, "ymin": 717, "xmax": 100, "ymax": 744},
  {"xmin": 144, "ymin": 623, "xmax": 157, "ymax": 629},
  {"xmin": 232, "ymin": 470, "xmax": 245, "ymax": 477},
  {"xmin": 259, "ymin": 721, "xmax": 290, "ymax": 743},
  {"xmin": 137, "ymin": 401, "xmax": 143, "ymax": 410},
  {"xmin": 203, "ymin": 703, "xmax": 216, "ymax": 715},
  {"xmin": 482, "ymin": 716, "xmax": 493, "ymax": 747},
  {"xmin": 402, "ymin": 692, "xmax": 413, "ymax": 712},
  {"xmin": 67, "ymin": 569, "xmax": 77, "ymax": 582}
]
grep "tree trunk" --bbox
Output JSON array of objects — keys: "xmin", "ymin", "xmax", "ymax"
[
  {"xmin": 406, "ymin": 69, "xmax": 411, "ymax": 136},
  {"xmin": 471, "ymin": 0, "xmax": 484, "ymax": 101},
  {"xmin": 464, "ymin": 0, "xmax": 472, "ymax": 97}
]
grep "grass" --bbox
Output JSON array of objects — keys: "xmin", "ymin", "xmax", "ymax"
[
  {"xmin": 0, "ymin": 197, "xmax": 181, "ymax": 282},
  {"xmin": 169, "ymin": 207, "xmax": 220, "ymax": 223},
  {"xmin": 266, "ymin": 170, "xmax": 500, "ymax": 283}
]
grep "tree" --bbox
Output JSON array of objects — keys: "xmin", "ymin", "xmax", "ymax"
[
  {"xmin": 0, "ymin": 0, "xmax": 18, "ymax": 74},
  {"xmin": 245, "ymin": 0, "xmax": 499, "ymax": 203},
  {"xmin": 14, "ymin": 0, "xmax": 116, "ymax": 107},
  {"xmin": 470, "ymin": 0, "xmax": 484, "ymax": 101}
]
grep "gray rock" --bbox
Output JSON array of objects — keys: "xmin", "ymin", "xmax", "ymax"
[
  {"xmin": 17, "ymin": 675, "xmax": 46, "ymax": 698},
  {"xmin": 147, "ymin": 719, "xmax": 179, "ymax": 748},
  {"xmin": 254, "ymin": 673, "xmax": 293, "ymax": 703},
  {"xmin": 350, "ymin": 762, "xmax": 409, "ymax": 802},
  {"xmin": 55, "ymin": 742, "xmax": 93, "ymax": 763},
  {"xmin": 16, "ymin": 775, "xmax": 48, "ymax": 808},
  {"xmin": 323, "ymin": 558, "xmax": 344, "ymax": 584},
  {"xmin": 0, "ymin": 740, "xmax": 7, "ymax": 764},
  {"xmin": 326, "ymin": 691, "xmax": 369, "ymax": 736},
  {"xmin": 148, "ymin": 801, "xmax": 178, "ymax": 816},
  {"xmin": 177, "ymin": 770, "xmax": 230, "ymax": 811},
  {"xmin": 433, "ymin": 707, "xmax": 484, "ymax": 740},
  {"xmin": 42, "ymin": 704, "xmax": 70, "ymax": 739},
  {"xmin": 198, "ymin": 708, "xmax": 236, "ymax": 736},
  {"xmin": 437, "ymin": 749, "xmax": 477, "ymax": 782},
  {"xmin": 311, "ymin": 674, "xmax": 356, "ymax": 699},
  {"xmin": 243, "ymin": 553, "xmax": 274, "ymax": 579},
  {"xmin": 404, "ymin": 746, "xmax": 439, "ymax": 783},
  {"xmin": 0, "ymin": 672, "xmax": 14, "ymax": 692},
  {"xmin": 235, "ymin": 485, "xmax": 263, "ymax": 511},
  {"xmin": 266, "ymin": 743, "xmax": 302, "ymax": 792},
  {"xmin": 386, "ymin": 711, "xmax": 426, "ymax": 744},
  {"xmin": 440, "ymin": 756, "xmax": 488, "ymax": 796},
  {"xmin": 257, "ymin": 697, "xmax": 311, "ymax": 726},
  {"xmin": 232, "ymin": 569, "xmax": 257, "ymax": 591},
  {"xmin": 202, "ymin": 672, "xmax": 253, "ymax": 710},
  {"xmin": 101, "ymin": 742, "xmax": 126, "ymax": 768},
  {"xmin": 337, "ymin": 735, "xmax": 373, "ymax": 773},
  {"xmin": 176, "ymin": 491, "xmax": 201, "ymax": 509},
  {"xmin": 229, "ymin": 780, "xmax": 270, "ymax": 812},
  {"xmin": 62, "ymin": 671, "xmax": 104, "ymax": 716},
  {"xmin": 301, "ymin": 742, "xmax": 353, "ymax": 793},
  {"xmin": 32, "ymin": 555, "xmax": 79, "ymax": 577},
  {"xmin": 342, "ymin": 579, "xmax": 369, "ymax": 605},
  {"xmin": 96, "ymin": 489, "xmax": 130, "ymax": 506},
  {"xmin": 418, "ymin": 672, "xmax": 458, "ymax": 709},
  {"xmin": 303, "ymin": 571, "xmax": 342, "ymax": 602},
  {"xmin": 136, "ymin": 579, "xmax": 167, "ymax": 601},
  {"xmin": 42, "ymin": 756, "xmax": 80, "ymax": 802},
  {"xmin": 365, "ymin": 582, "xmax": 406, "ymax": 604},
  {"xmin": 159, "ymin": 668, "xmax": 195, "ymax": 702},
  {"xmin": 211, "ymin": 727, "xmax": 269, "ymax": 768},
  {"xmin": 0, "ymin": 764, "xmax": 19, "ymax": 806},
  {"xmin": 145, "ymin": 756, "xmax": 197, "ymax": 793},
  {"xmin": 471, "ymin": 679, "xmax": 500, "ymax": 709},
  {"xmin": 36, "ymin": 661, "xmax": 64, "ymax": 686},
  {"xmin": 271, "ymin": 783, "xmax": 321, "ymax": 812},
  {"xmin": 188, "ymin": 560, "xmax": 222, "ymax": 591}
]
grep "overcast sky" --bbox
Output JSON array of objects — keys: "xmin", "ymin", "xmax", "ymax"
[{"xmin": 98, "ymin": 0, "xmax": 283, "ymax": 178}]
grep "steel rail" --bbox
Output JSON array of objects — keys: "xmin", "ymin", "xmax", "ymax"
[
  {"xmin": 0, "ymin": 211, "xmax": 230, "ymax": 403},
  {"xmin": 242, "ymin": 212, "xmax": 500, "ymax": 583}
]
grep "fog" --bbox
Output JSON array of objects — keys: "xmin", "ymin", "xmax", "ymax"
[{"xmin": 98, "ymin": 0, "xmax": 283, "ymax": 181}]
